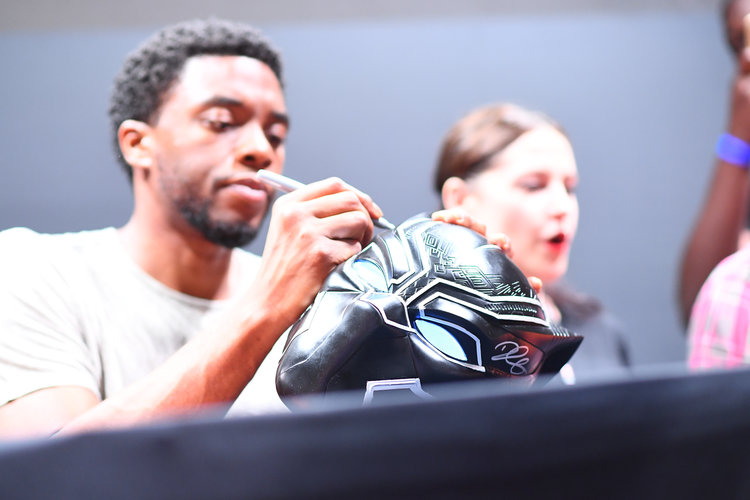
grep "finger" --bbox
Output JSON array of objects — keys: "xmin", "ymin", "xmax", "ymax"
[
  {"xmin": 301, "ymin": 191, "xmax": 375, "ymax": 243},
  {"xmin": 487, "ymin": 232, "xmax": 513, "ymax": 258},
  {"xmin": 313, "ymin": 236, "xmax": 365, "ymax": 268},
  {"xmin": 303, "ymin": 190, "xmax": 372, "ymax": 220},
  {"xmin": 431, "ymin": 209, "xmax": 487, "ymax": 236},
  {"xmin": 432, "ymin": 208, "xmax": 465, "ymax": 226},
  {"xmin": 315, "ymin": 211, "xmax": 373, "ymax": 246},
  {"xmin": 528, "ymin": 276, "xmax": 543, "ymax": 295},
  {"xmin": 271, "ymin": 191, "xmax": 374, "ymax": 247},
  {"xmin": 292, "ymin": 177, "xmax": 384, "ymax": 220}
]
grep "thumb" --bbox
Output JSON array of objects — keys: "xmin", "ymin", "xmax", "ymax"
[{"xmin": 528, "ymin": 276, "xmax": 543, "ymax": 295}]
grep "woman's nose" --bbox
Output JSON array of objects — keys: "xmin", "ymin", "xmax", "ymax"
[{"xmin": 547, "ymin": 183, "xmax": 574, "ymax": 217}]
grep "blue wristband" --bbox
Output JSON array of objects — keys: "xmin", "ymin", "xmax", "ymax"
[{"xmin": 716, "ymin": 133, "xmax": 750, "ymax": 168}]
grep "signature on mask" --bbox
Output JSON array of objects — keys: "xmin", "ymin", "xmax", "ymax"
[{"xmin": 491, "ymin": 341, "xmax": 530, "ymax": 375}]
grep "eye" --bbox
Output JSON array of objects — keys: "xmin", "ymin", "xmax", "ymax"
[
  {"xmin": 267, "ymin": 133, "xmax": 284, "ymax": 148},
  {"xmin": 351, "ymin": 258, "xmax": 388, "ymax": 291},
  {"xmin": 520, "ymin": 182, "xmax": 543, "ymax": 192},
  {"xmin": 205, "ymin": 120, "xmax": 234, "ymax": 132},
  {"xmin": 414, "ymin": 319, "xmax": 468, "ymax": 362},
  {"xmin": 266, "ymin": 124, "xmax": 287, "ymax": 148},
  {"xmin": 517, "ymin": 174, "xmax": 546, "ymax": 192},
  {"xmin": 200, "ymin": 107, "xmax": 236, "ymax": 132}
]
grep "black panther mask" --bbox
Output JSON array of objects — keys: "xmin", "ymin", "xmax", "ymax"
[{"xmin": 276, "ymin": 216, "xmax": 582, "ymax": 405}]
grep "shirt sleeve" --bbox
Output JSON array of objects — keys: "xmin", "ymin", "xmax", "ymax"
[{"xmin": 0, "ymin": 228, "xmax": 100, "ymax": 406}]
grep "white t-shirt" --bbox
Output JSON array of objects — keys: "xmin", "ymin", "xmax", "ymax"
[{"xmin": 0, "ymin": 227, "xmax": 287, "ymax": 414}]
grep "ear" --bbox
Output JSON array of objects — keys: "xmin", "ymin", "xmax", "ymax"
[
  {"xmin": 118, "ymin": 119, "xmax": 155, "ymax": 175},
  {"xmin": 441, "ymin": 176, "xmax": 471, "ymax": 209}
]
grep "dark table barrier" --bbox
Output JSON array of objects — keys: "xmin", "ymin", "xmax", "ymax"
[{"xmin": 1, "ymin": 366, "xmax": 749, "ymax": 499}]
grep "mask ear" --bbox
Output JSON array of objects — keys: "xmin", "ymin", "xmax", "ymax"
[
  {"xmin": 441, "ymin": 176, "xmax": 470, "ymax": 209},
  {"xmin": 118, "ymin": 119, "xmax": 155, "ymax": 175}
]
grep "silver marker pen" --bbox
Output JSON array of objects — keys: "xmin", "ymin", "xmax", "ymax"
[{"xmin": 256, "ymin": 169, "xmax": 396, "ymax": 231}]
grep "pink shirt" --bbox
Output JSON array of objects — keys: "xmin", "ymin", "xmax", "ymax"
[{"xmin": 687, "ymin": 246, "xmax": 750, "ymax": 369}]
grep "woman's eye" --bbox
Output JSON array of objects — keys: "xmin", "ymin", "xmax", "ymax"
[
  {"xmin": 516, "ymin": 173, "xmax": 547, "ymax": 192},
  {"xmin": 519, "ymin": 181, "xmax": 544, "ymax": 192}
]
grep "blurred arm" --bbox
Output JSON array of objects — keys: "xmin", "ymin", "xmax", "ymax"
[{"xmin": 678, "ymin": 48, "xmax": 750, "ymax": 326}]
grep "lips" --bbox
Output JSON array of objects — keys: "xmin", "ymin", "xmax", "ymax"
[
  {"xmin": 548, "ymin": 233, "xmax": 565, "ymax": 245},
  {"xmin": 217, "ymin": 175, "xmax": 271, "ymax": 204},
  {"xmin": 544, "ymin": 232, "xmax": 571, "ymax": 255},
  {"xmin": 220, "ymin": 175, "xmax": 267, "ymax": 192}
]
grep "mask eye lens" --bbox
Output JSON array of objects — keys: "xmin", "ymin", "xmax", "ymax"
[
  {"xmin": 352, "ymin": 258, "xmax": 388, "ymax": 292},
  {"xmin": 414, "ymin": 319, "xmax": 468, "ymax": 362}
]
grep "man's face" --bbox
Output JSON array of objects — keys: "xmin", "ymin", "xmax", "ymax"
[{"xmin": 147, "ymin": 55, "xmax": 288, "ymax": 247}]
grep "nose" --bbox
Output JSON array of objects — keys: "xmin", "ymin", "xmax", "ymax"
[
  {"xmin": 547, "ymin": 182, "xmax": 574, "ymax": 218},
  {"xmin": 236, "ymin": 122, "xmax": 273, "ymax": 171}
]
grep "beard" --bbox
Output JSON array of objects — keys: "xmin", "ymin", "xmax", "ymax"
[
  {"xmin": 157, "ymin": 163, "xmax": 269, "ymax": 248},
  {"xmin": 178, "ymin": 198, "xmax": 262, "ymax": 248},
  {"xmin": 161, "ymin": 178, "xmax": 268, "ymax": 248}
]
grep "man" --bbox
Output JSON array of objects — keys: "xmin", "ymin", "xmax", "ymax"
[
  {"xmin": 0, "ymin": 19, "xmax": 385, "ymax": 438},
  {"xmin": 679, "ymin": 0, "xmax": 750, "ymax": 326}
]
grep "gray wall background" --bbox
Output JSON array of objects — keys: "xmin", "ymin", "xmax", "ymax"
[{"xmin": 0, "ymin": 1, "xmax": 732, "ymax": 367}]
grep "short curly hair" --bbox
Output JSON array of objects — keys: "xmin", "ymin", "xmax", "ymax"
[{"xmin": 108, "ymin": 18, "xmax": 284, "ymax": 182}]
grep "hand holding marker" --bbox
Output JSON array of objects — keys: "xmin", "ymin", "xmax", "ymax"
[{"xmin": 256, "ymin": 170, "xmax": 396, "ymax": 231}]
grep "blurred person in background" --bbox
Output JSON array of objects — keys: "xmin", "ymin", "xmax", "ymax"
[
  {"xmin": 434, "ymin": 103, "xmax": 630, "ymax": 384},
  {"xmin": 679, "ymin": 0, "xmax": 750, "ymax": 326}
]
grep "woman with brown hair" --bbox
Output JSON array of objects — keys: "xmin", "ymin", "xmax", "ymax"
[{"xmin": 434, "ymin": 103, "xmax": 630, "ymax": 383}]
